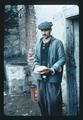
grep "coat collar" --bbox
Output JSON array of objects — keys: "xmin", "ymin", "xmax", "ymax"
[{"xmin": 40, "ymin": 35, "xmax": 56, "ymax": 44}]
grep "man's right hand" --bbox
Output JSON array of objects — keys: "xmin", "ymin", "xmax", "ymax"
[{"xmin": 34, "ymin": 66, "xmax": 49, "ymax": 73}]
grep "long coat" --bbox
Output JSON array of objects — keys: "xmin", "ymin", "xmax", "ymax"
[
  {"xmin": 33, "ymin": 36, "xmax": 66, "ymax": 116},
  {"xmin": 33, "ymin": 36, "xmax": 66, "ymax": 84}
]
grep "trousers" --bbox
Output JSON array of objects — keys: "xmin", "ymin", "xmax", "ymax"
[{"xmin": 37, "ymin": 79, "xmax": 62, "ymax": 116}]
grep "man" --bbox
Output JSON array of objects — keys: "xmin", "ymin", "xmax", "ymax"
[{"xmin": 33, "ymin": 21, "xmax": 66, "ymax": 116}]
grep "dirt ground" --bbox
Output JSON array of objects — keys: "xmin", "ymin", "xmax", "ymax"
[
  {"xmin": 4, "ymin": 91, "xmax": 41, "ymax": 116},
  {"xmin": 4, "ymin": 91, "xmax": 67, "ymax": 116}
]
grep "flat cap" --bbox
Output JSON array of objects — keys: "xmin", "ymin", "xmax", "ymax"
[{"xmin": 38, "ymin": 21, "xmax": 53, "ymax": 30}]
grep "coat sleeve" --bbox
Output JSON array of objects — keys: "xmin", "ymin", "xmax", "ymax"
[{"xmin": 51, "ymin": 40, "xmax": 66, "ymax": 72}]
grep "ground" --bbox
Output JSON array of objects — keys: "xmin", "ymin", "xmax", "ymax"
[
  {"xmin": 4, "ymin": 90, "xmax": 67, "ymax": 116},
  {"xmin": 4, "ymin": 91, "xmax": 41, "ymax": 116}
]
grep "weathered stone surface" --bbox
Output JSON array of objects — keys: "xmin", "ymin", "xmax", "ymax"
[
  {"xmin": 5, "ymin": 64, "xmax": 29, "ymax": 95},
  {"xmin": 4, "ymin": 5, "xmax": 20, "ymax": 58},
  {"xmin": 4, "ymin": 93, "xmax": 41, "ymax": 116},
  {"xmin": 18, "ymin": 5, "xmax": 36, "ymax": 70}
]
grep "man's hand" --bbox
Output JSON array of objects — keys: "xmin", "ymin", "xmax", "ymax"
[
  {"xmin": 40, "ymin": 69, "xmax": 50, "ymax": 74},
  {"xmin": 34, "ymin": 66, "xmax": 54, "ymax": 75},
  {"xmin": 34, "ymin": 66, "xmax": 49, "ymax": 74}
]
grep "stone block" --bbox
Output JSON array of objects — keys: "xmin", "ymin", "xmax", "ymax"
[{"xmin": 5, "ymin": 64, "xmax": 28, "ymax": 95}]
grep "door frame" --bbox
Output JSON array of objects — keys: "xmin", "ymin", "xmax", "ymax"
[{"xmin": 66, "ymin": 15, "xmax": 79, "ymax": 116}]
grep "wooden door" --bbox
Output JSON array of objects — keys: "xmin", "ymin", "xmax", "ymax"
[
  {"xmin": 66, "ymin": 16, "xmax": 79, "ymax": 116},
  {"xmin": 73, "ymin": 17, "xmax": 79, "ymax": 114}
]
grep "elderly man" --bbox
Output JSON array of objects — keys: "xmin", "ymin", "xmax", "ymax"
[{"xmin": 33, "ymin": 21, "xmax": 66, "ymax": 116}]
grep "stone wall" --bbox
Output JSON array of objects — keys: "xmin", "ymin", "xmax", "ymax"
[
  {"xmin": 18, "ymin": 5, "xmax": 27, "ymax": 57},
  {"xmin": 4, "ymin": 5, "xmax": 20, "ymax": 59},
  {"xmin": 25, "ymin": 5, "xmax": 36, "ymax": 70},
  {"xmin": 4, "ymin": 5, "xmax": 36, "ymax": 95},
  {"xmin": 5, "ymin": 64, "xmax": 26, "ymax": 94},
  {"xmin": 18, "ymin": 5, "xmax": 36, "ymax": 71}
]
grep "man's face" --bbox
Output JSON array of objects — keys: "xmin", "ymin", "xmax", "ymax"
[{"xmin": 41, "ymin": 29, "xmax": 51, "ymax": 39}]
